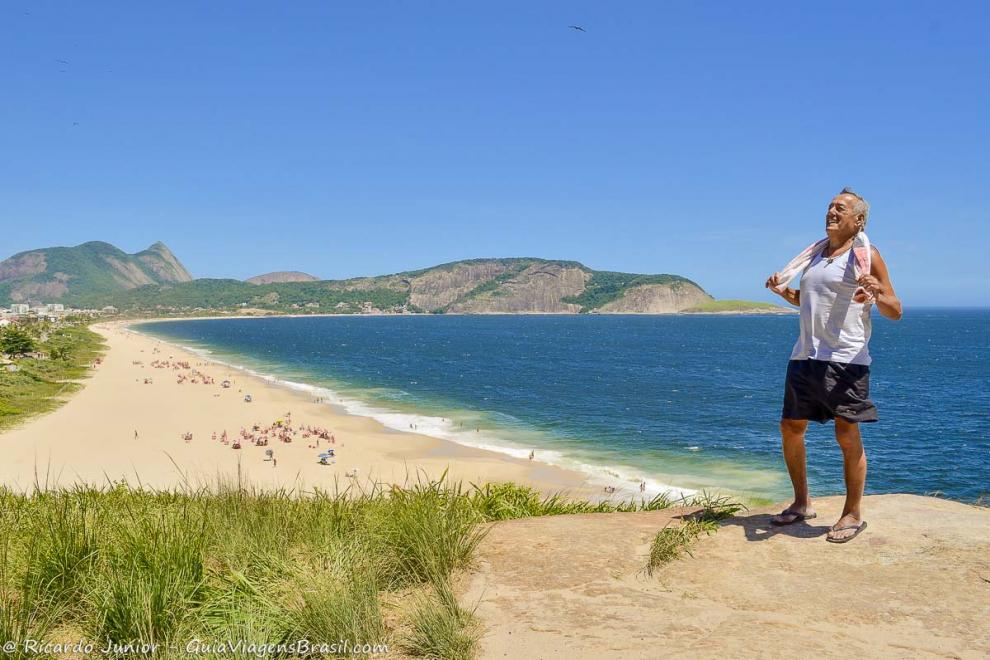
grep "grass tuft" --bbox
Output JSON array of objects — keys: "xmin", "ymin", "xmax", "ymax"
[
  {"xmin": 405, "ymin": 581, "xmax": 479, "ymax": 659},
  {"xmin": 646, "ymin": 491, "xmax": 746, "ymax": 576}
]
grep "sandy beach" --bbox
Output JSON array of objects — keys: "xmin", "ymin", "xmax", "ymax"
[{"xmin": 0, "ymin": 322, "xmax": 603, "ymax": 495}]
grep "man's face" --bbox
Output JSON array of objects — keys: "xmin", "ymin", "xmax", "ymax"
[{"xmin": 825, "ymin": 194, "xmax": 863, "ymax": 236}]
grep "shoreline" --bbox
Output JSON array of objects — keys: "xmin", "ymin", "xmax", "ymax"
[
  {"xmin": 119, "ymin": 307, "xmax": 796, "ymax": 323},
  {"xmin": 0, "ymin": 320, "xmax": 675, "ymax": 501},
  {"xmin": 130, "ymin": 319, "xmax": 699, "ymax": 500}
]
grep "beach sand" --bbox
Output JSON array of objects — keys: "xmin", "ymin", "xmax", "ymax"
[{"xmin": 0, "ymin": 322, "xmax": 601, "ymax": 496}]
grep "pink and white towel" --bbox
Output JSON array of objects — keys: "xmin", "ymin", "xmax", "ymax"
[{"xmin": 771, "ymin": 232, "xmax": 873, "ymax": 301}]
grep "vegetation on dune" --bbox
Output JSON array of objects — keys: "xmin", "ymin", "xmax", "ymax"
[
  {"xmin": 467, "ymin": 482, "xmax": 677, "ymax": 519},
  {"xmin": 562, "ymin": 271, "xmax": 700, "ymax": 313},
  {"xmin": 645, "ymin": 492, "xmax": 746, "ymax": 576},
  {"xmin": 0, "ymin": 321, "xmax": 105, "ymax": 431},
  {"xmin": 682, "ymin": 299, "xmax": 789, "ymax": 313},
  {"xmin": 405, "ymin": 581, "xmax": 479, "ymax": 660},
  {"xmin": 0, "ymin": 479, "xmax": 705, "ymax": 658},
  {"xmin": 0, "ymin": 327, "xmax": 37, "ymax": 358}
]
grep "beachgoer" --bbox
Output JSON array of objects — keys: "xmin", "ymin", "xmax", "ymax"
[
  {"xmin": 765, "ymin": 188, "xmax": 901, "ymax": 543},
  {"xmin": 134, "ymin": 430, "xmax": 139, "ymax": 440},
  {"xmin": 528, "ymin": 450, "xmax": 535, "ymax": 460}
]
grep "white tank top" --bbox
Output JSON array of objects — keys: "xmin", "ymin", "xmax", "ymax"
[{"xmin": 790, "ymin": 246, "xmax": 873, "ymax": 365}]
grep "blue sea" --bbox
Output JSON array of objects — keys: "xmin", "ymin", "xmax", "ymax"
[{"xmin": 136, "ymin": 311, "xmax": 990, "ymax": 503}]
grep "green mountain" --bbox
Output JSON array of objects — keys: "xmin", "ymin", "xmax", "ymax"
[
  {"xmin": 0, "ymin": 241, "xmax": 192, "ymax": 306},
  {"xmin": 1, "ymin": 243, "xmax": 789, "ymax": 315},
  {"xmin": 93, "ymin": 257, "xmax": 714, "ymax": 315}
]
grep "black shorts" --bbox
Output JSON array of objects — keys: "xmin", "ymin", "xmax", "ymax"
[{"xmin": 782, "ymin": 359, "xmax": 878, "ymax": 424}]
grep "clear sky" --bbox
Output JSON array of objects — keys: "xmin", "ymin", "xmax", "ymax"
[{"xmin": 2, "ymin": 1, "xmax": 988, "ymax": 306}]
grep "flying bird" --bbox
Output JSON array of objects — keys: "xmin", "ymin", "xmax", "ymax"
[{"xmin": 568, "ymin": 25, "xmax": 586, "ymax": 32}]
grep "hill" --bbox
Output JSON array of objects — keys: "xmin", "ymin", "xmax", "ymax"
[
  {"xmin": 0, "ymin": 241, "xmax": 191, "ymax": 306},
  {"xmin": 1, "ymin": 242, "xmax": 785, "ymax": 315},
  {"xmin": 100, "ymin": 257, "xmax": 714, "ymax": 315},
  {"xmin": 246, "ymin": 271, "xmax": 320, "ymax": 285}
]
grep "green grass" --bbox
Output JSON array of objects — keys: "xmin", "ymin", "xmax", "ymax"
[
  {"xmin": 681, "ymin": 299, "xmax": 790, "ymax": 313},
  {"xmin": 468, "ymin": 482, "xmax": 675, "ymax": 520},
  {"xmin": 405, "ymin": 581, "xmax": 479, "ymax": 659},
  {"xmin": 646, "ymin": 492, "xmax": 746, "ymax": 576},
  {"xmin": 0, "ymin": 479, "xmax": 677, "ymax": 658},
  {"xmin": 0, "ymin": 323, "xmax": 106, "ymax": 431}
]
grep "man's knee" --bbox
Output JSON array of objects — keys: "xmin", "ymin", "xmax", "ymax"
[
  {"xmin": 834, "ymin": 419, "xmax": 863, "ymax": 450},
  {"xmin": 780, "ymin": 419, "xmax": 807, "ymax": 436}
]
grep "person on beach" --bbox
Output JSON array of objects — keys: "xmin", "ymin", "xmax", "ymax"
[{"xmin": 765, "ymin": 188, "xmax": 901, "ymax": 543}]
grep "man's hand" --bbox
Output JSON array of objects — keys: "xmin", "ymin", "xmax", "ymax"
[
  {"xmin": 766, "ymin": 274, "xmax": 799, "ymax": 307},
  {"xmin": 857, "ymin": 274, "xmax": 885, "ymax": 297}
]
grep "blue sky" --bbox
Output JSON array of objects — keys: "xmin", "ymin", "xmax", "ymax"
[{"xmin": 2, "ymin": 1, "xmax": 987, "ymax": 305}]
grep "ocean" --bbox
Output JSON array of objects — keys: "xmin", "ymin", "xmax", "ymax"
[{"xmin": 136, "ymin": 310, "xmax": 990, "ymax": 503}]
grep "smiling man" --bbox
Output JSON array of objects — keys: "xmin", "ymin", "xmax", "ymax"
[{"xmin": 765, "ymin": 188, "xmax": 902, "ymax": 543}]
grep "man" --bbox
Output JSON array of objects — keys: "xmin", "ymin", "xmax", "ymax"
[{"xmin": 765, "ymin": 188, "xmax": 901, "ymax": 543}]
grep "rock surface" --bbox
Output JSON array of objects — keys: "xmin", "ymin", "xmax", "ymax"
[
  {"xmin": 447, "ymin": 263, "xmax": 590, "ymax": 314},
  {"xmin": 461, "ymin": 494, "xmax": 990, "ymax": 659},
  {"xmin": 246, "ymin": 271, "xmax": 320, "ymax": 285},
  {"xmin": 597, "ymin": 282, "xmax": 712, "ymax": 314}
]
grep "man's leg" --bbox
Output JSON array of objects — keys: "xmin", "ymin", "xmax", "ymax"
[
  {"xmin": 772, "ymin": 419, "xmax": 815, "ymax": 523},
  {"xmin": 829, "ymin": 417, "xmax": 867, "ymax": 540}
]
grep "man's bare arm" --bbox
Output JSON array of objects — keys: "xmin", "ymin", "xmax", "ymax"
[
  {"xmin": 765, "ymin": 274, "xmax": 800, "ymax": 307},
  {"xmin": 859, "ymin": 247, "xmax": 902, "ymax": 320}
]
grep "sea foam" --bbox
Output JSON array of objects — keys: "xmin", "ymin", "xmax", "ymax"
[{"xmin": 140, "ymin": 334, "xmax": 695, "ymax": 500}]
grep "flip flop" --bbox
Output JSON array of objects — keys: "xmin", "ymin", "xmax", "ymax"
[
  {"xmin": 826, "ymin": 520, "xmax": 867, "ymax": 543},
  {"xmin": 770, "ymin": 509, "xmax": 817, "ymax": 526}
]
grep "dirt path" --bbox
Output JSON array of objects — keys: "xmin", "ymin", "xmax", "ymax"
[{"xmin": 461, "ymin": 494, "xmax": 990, "ymax": 659}]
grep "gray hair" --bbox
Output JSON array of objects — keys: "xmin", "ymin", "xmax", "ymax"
[{"xmin": 838, "ymin": 187, "xmax": 870, "ymax": 228}]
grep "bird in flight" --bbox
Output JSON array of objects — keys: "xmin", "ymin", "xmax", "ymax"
[{"xmin": 568, "ymin": 25, "xmax": 586, "ymax": 32}]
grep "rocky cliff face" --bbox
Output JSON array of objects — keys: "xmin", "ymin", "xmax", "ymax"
[
  {"xmin": 596, "ymin": 283, "xmax": 712, "ymax": 314},
  {"xmin": 246, "ymin": 271, "xmax": 320, "ymax": 285},
  {"xmin": 137, "ymin": 242, "xmax": 193, "ymax": 283},
  {"xmin": 447, "ymin": 263, "xmax": 590, "ymax": 313},
  {"xmin": 408, "ymin": 261, "xmax": 515, "ymax": 312}
]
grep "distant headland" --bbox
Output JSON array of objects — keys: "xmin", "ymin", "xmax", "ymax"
[{"xmin": 0, "ymin": 241, "xmax": 792, "ymax": 316}]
